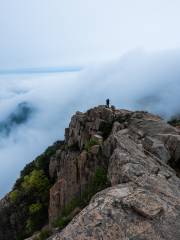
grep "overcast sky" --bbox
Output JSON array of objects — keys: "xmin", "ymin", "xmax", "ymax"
[
  {"xmin": 0, "ymin": 0, "xmax": 180, "ymax": 69},
  {"xmin": 1, "ymin": 0, "xmax": 180, "ymax": 196}
]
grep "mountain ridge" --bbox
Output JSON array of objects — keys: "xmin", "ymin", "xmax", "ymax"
[{"xmin": 1, "ymin": 105, "xmax": 180, "ymax": 240}]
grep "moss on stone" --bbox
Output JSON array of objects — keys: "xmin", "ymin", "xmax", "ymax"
[{"xmin": 84, "ymin": 139, "xmax": 99, "ymax": 152}]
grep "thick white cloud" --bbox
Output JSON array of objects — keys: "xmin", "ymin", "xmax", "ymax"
[
  {"xmin": 0, "ymin": 0, "xmax": 180, "ymax": 197},
  {"xmin": 1, "ymin": 0, "xmax": 180, "ymax": 68},
  {"xmin": 0, "ymin": 49, "xmax": 180, "ymax": 197}
]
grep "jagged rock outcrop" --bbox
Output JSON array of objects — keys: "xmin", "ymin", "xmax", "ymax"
[
  {"xmin": 48, "ymin": 106, "xmax": 180, "ymax": 240},
  {"xmin": 48, "ymin": 107, "xmax": 111, "ymax": 223},
  {"xmin": 1, "ymin": 105, "xmax": 180, "ymax": 240}
]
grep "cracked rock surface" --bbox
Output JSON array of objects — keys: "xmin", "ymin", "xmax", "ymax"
[
  {"xmin": 1, "ymin": 106, "xmax": 180, "ymax": 240},
  {"xmin": 48, "ymin": 106, "xmax": 180, "ymax": 240}
]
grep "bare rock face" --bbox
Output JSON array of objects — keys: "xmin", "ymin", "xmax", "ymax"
[
  {"xmin": 1, "ymin": 105, "xmax": 180, "ymax": 240},
  {"xmin": 48, "ymin": 106, "xmax": 130, "ymax": 223},
  {"xmin": 48, "ymin": 106, "xmax": 180, "ymax": 240},
  {"xmin": 50, "ymin": 181, "xmax": 180, "ymax": 240},
  {"xmin": 48, "ymin": 106, "xmax": 113, "ymax": 223}
]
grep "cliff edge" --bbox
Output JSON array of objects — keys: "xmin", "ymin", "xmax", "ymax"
[{"xmin": 1, "ymin": 105, "xmax": 180, "ymax": 240}]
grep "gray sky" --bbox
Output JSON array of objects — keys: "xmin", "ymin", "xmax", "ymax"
[{"xmin": 0, "ymin": 0, "xmax": 180, "ymax": 69}]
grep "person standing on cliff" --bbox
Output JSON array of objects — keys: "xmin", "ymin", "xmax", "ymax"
[{"xmin": 106, "ymin": 98, "xmax": 110, "ymax": 108}]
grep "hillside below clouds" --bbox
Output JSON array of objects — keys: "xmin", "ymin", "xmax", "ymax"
[
  {"xmin": 1, "ymin": 105, "xmax": 180, "ymax": 240},
  {"xmin": 1, "ymin": 50, "xmax": 180, "ymax": 199}
]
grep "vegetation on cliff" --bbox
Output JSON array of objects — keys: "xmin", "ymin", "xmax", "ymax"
[
  {"xmin": 7, "ymin": 141, "xmax": 63, "ymax": 239},
  {"xmin": 54, "ymin": 167, "xmax": 110, "ymax": 230},
  {"xmin": 168, "ymin": 117, "xmax": 180, "ymax": 128},
  {"xmin": 1, "ymin": 106, "xmax": 180, "ymax": 240}
]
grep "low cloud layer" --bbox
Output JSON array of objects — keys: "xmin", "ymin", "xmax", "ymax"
[{"xmin": 0, "ymin": 49, "xmax": 180, "ymax": 197}]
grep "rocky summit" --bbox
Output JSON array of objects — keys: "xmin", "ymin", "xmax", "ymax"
[{"xmin": 1, "ymin": 105, "xmax": 180, "ymax": 240}]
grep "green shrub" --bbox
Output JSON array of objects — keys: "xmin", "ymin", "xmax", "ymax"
[
  {"xmin": 9, "ymin": 143, "xmax": 62, "ymax": 239},
  {"xmin": 92, "ymin": 167, "xmax": 108, "ymax": 189},
  {"xmin": 99, "ymin": 121, "xmax": 113, "ymax": 139},
  {"xmin": 84, "ymin": 139, "xmax": 99, "ymax": 152},
  {"xmin": 80, "ymin": 167, "xmax": 109, "ymax": 204},
  {"xmin": 35, "ymin": 145, "xmax": 57, "ymax": 175},
  {"xmin": 38, "ymin": 229, "xmax": 51, "ymax": 240},
  {"xmin": 168, "ymin": 118, "xmax": 180, "ymax": 127},
  {"xmin": 66, "ymin": 142, "xmax": 79, "ymax": 151},
  {"xmin": 19, "ymin": 170, "xmax": 50, "ymax": 235},
  {"xmin": 21, "ymin": 169, "xmax": 50, "ymax": 194},
  {"xmin": 9, "ymin": 190, "xmax": 20, "ymax": 202},
  {"xmin": 61, "ymin": 198, "xmax": 81, "ymax": 217},
  {"xmin": 55, "ymin": 216, "xmax": 72, "ymax": 230},
  {"xmin": 20, "ymin": 161, "xmax": 36, "ymax": 178},
  {"xmin": 29, "ymin": 203, "xmax": 42, "ymax": 215},
  {"xmin": 26, "ymin": 205, "xmax": 47, "ymax": 235},
  {"xmin": 33, "ymin": 229, "xmax": 51, "ymax": 240},
  {"xmin": 26, "ymin": 218, "xmax": 35, "ymax": 234},
  {"xmin": 13, "ymin": 142, "xmax": 61, "ymax": 191},
  {"xmin": 44, "ymin": 145, "xmax": 57, "ymax": 157},
  {"xmin": 13, "ymin": 162, "xmax": 36, "ymax": 189}
]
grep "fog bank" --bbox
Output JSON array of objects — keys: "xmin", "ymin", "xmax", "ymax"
[{"xmin": 0, "ymin": 50, "xmax": 180, "ymax": 197}]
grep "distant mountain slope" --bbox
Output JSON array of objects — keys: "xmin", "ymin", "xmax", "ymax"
[
  {"xmin": 0, "ymin": 102, "xmax": 34, "ymax": 137},
  {"xmin": 168, "ymin": 116, "xmax": 180, "ymax": 129}
]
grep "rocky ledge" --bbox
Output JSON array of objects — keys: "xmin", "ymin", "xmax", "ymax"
[
  {"xmin": 1, "ymin": 105, "xmax": 180, "ymax": 240},
  {"xmin": 48, "ymin": 106, "xmax": 180, "ymax": 240}
]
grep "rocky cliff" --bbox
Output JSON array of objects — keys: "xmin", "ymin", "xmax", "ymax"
[{"xmin": 1, "ymin": 105, "xmax": 180, "ymax": 240}]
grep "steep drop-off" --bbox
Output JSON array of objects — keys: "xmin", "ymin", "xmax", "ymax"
[{"xmin": 1, "ymin": 105, "xmax": 180, "ymax": 240}]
